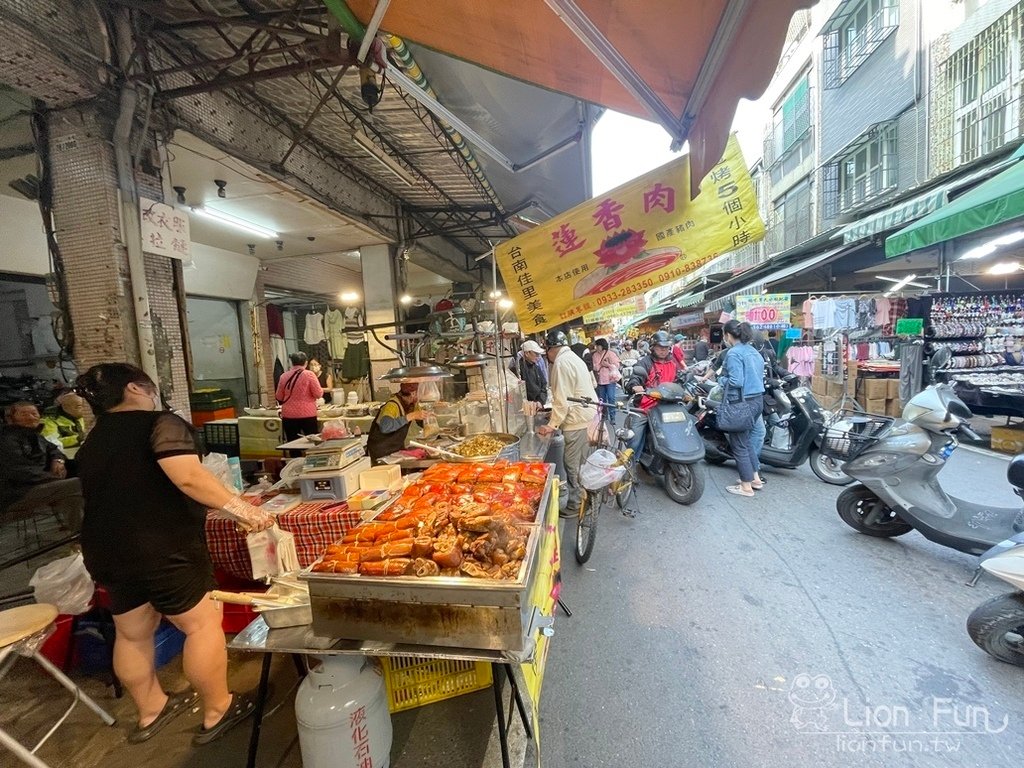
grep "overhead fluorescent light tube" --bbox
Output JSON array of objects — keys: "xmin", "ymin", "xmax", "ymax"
[{"xmin": 191, "ymin": 206, "xmax": 278, "ymax": 239}]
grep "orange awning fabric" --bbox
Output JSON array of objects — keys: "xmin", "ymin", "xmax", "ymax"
[{"xmin": 348, "ymin": 0, "xmax": 812, "ymax": 195}]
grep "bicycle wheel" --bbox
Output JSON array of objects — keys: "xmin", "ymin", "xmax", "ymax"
[
  {"xmin": 614, "ymin": 463, "xmax": 636, "ymax": 511},
  {"xmin": 575, "ymin": 487, "xmax": 601, "ymax": 564}
]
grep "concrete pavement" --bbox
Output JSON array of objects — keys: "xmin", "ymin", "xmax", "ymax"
[
  {"xmin": 3, "ymin": 448, "xmax": 1020, "ymax": 767},
  {"xmin": 541, "ymin": 448, "xmax": 1023, "ymax": 767}
]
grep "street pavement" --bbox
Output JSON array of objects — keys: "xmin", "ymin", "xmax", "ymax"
[
  {"xmin": 6, "ymin": 449, "xmax": 1021, "ymax": 768},
  {"xmin": 541, "ymin": 448, "xmax": 1023, "ymax": 768}
]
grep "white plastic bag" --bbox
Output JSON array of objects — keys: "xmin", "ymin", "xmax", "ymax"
[
  {"xmin": 580, "ymin": 449, "xmax": 626, "ymax": 490},
  {"xmin": 247, "ymin": 525, "xmax": 300, "ymax": 581},
  {"xmin": 203, "ymin": 452, "xmax": 234, "ymax": 491},
  {"xmin": 30, "ymin": 552, "xmax": 94, "ymax": 615}
]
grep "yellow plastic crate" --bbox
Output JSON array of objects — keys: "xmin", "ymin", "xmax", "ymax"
[{"xmin": 381, "ymin": 656, "xmax": 493, "ymax": 713}]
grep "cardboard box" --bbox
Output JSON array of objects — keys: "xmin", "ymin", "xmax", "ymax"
[
  {"xmin": 864, "ymin": 398, "xmax": 886, "ymax": 415},
  {"xmin": 991, "ymin": 425, "xmax": 1024, "ymax": 455},
  {"xmin": 847, "ymin": 360, "xmax": 859, "ymax": 378},
  {"xmin": 859, "ymin": 378, "xmax": 888, "ymax": 400},
  {"xmin": 885, "ymin": 399, "xmax": 902, "ymax": 418},
  {"xmin": 886, "ymin": 379, "xmax": 901, "ymax": 400},
  {"xmin": 827, "ymin": 380, "xmax": 845, "ymax": 399}
]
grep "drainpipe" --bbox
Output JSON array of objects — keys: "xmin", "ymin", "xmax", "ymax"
[
  {"xmin": 114, "ymin": 11, "xmax": 161, "ymax": 388},
  {"xmin": 322, "ymin": 0, "xmax": 505, "ymax": 211}
]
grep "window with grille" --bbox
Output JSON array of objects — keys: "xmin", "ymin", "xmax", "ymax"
[
  {"xmin": 768, "ymin": 180, "xmax": 813, "ymax": 253},
  {"xmin": 948, "ymin": 11, "xmax": 1020, "ymax": 166},
  {"xmin": 823, "ymin": 0, "xmax": 900, "ymax": 88},
  {"xmin": 835, "ymin": 123, "xmax": 892, "ymax": 214}
]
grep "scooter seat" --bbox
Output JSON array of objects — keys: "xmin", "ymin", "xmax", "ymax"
[{"xmin": 1009, "ymin": 454, "xmax": 1024, "ymax": 492}]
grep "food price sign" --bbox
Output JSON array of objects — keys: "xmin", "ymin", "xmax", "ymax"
[{"xmin": 736, "ymin": 293, "xmax": 791, "ymax": 330}]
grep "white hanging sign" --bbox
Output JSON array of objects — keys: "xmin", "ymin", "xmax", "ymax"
[{"xmin": 140, "ymin": 198, "xmax": 191, "ymax": 261}]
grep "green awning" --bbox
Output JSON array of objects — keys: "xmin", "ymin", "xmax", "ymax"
[{"xmin": 886, "ymin": 158, "xmax": 1024, "ymax": 257}]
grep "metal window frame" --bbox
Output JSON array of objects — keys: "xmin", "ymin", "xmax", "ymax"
[{"xmin": 822, "ymin": 0, "xmax": 899, "ymax": 89}]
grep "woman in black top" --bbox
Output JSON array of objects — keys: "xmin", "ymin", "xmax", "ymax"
[{"xmin": 75, "ymin": 363, "xmax": 273, "ymax": 746}]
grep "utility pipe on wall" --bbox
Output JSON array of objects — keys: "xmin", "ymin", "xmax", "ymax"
[{"xmin": 114, "ymin": 10, "xmax": 161, "ymax": 389}]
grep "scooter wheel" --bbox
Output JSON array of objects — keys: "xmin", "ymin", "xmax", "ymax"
[
  {"xmin": 809, "ymin": 448, "xmax": 853, "ymax": 486},
  {"xmin": 836, "ymin": 485, "xmax": 912, "ymax": 537},
  {"xmin": 967, "ymin": 593, "xmax": 1024, "ymax": 667},
  {"xmin": 665, "ymin": 462, "xmax": 704, "ymax": 505}
]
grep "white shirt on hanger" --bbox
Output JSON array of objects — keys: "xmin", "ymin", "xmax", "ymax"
[{"xmin": 304, "ymin": 311, "xmax": 326, "ymax": 345}]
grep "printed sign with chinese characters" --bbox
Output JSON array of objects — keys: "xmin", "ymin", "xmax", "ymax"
[
  {"xmin": 495, "ymin": 134, "xmax": 763, "ymax": 333},
  {"xmin": 582, "ymin": 295, "xmax": 647, "ymax": 324},
  {"xmin": 736, "ymin": 293, "xmax": 792, "ymax": 330},
  {"xmin": 140, "ymin": 198, "xmax": 191, "ymax": 261}
]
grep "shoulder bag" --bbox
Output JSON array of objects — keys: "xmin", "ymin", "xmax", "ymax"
[{"xmin": 714, "ymin": 350, "xmax": 756, "ymax": 433}]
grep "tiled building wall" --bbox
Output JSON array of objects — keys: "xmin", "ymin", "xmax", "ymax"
[{"xmin": 44, "ymin": 105, "xmax": 191, "ymax": 414}]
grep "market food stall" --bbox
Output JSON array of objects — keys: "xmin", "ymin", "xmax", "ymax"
[{"xmin": 226, "ymin": 460, "xmax": 562, "ymax": 768}]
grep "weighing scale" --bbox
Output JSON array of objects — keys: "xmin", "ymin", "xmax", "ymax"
[{"xmin": 301, "ymin": 438, "xmax": 366, "ymax": 474}]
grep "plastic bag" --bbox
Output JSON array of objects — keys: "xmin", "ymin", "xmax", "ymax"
[
  {"xmin": 247, "ymin": 525, "xmax": 300, "ymax": 581},
  {"xmin": 320, "ymin": 418, "xmax": 347, "ymax": 440},
  {"xmin": 30, "ymin": 552, "xmax": 94, "ymax": 615},
  {"xmin": 586, "ymin": 410, "xmax": 610, "ymax": 448},
  {"xmin": 203, "ymin": 452, "xmax": 234, "ymax": 492},
  {"xmin": 580, "ymin": 449, "xmax": 626, "ymax": 490}
]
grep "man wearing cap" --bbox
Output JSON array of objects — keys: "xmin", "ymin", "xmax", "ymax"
[
  {"xmin": 537, "ymin": 330, "xmax": 598, "ymax": 519},
  {"xmin": 509, "ymin": 340, "xmax": 548, "ymax": 408},
  {"xmin": 41, "ymin": 389, "xmax": 89, "ymax": 460},
  {"xmin": 366, "ymin": 382, "xmax": 427, "ymax": 464},
  {"xmin": 672, "ymin": 334, "xmax": 688, "ymax": 373}
]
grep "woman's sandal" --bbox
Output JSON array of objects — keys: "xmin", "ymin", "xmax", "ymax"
[
  {"xmin": 193, "ymin": 692, "xmax": 257, "ymax": 746},
  {"xmin": 726, "ymin": 485, "xmax": 755, "ymax": 497},
  {"xmin": 751, "ymin": 481, "xmax": 764, "ymax": 490},
  {"xmin": 127, "ymin": 689, "xmax": 198, "ymax": 744}
]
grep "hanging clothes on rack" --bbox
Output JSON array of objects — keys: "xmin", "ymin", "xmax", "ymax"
[
  {"xmin": 324, "ymin": 307, "xmax": 346, "ymax": 359},
  {"xmin": 304, "ymin": 310, "xmax": 326, "ymax": 345},
  {"xmin": 787, "ymin": 345, "xmax": 816, "ymax": 377}
]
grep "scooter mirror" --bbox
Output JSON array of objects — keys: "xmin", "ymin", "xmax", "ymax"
[
  {"xmin": 930, "ymin": 346, "xmax": 953, "ymax": 371},
  {"xmin": 615, "ymin": 428, "xmax": 635, "ymax": 441}
]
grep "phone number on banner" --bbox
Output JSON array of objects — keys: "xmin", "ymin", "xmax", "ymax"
[{"xmin": 557, "ymin": 266, "xmax": 689, "ymax": 321}]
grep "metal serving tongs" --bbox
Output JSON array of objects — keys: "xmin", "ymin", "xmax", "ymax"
[
  {"xmin": 209, "ymin": 590, "xmax": 300, "ymax": 608},
  {"xmin": 407, "ymin": 440, "xmax": 464, "ymax": 461}
]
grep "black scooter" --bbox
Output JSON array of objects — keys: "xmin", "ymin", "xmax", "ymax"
[
  {"xmin": 572, "ymin": 383, "xmax": 706, "ymax": 505},
  {"xmin": 690, "ymin": 366, "xmax": 852, "ymax": 485}
]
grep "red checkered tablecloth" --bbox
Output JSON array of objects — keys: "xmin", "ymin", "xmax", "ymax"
[{"xmin": 205, "ymin": 500, "xmax": 362, "ymax": 581}]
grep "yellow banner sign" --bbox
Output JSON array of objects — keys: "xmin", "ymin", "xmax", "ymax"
[
  {"xmin": 582, "ymin": 295, "xmax": 647, "ymax": 324},
  {"xmin": 520, "ymin": 477, "xmax": 561, "ymax": 759},
  {"xmin": 496, "ymin": 134, "xmax": 763, "ymax": 333}
]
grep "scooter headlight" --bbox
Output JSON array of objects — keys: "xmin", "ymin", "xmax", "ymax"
[{"xmin": 855, "ymin": 452, "xmax": 902, "ymax": 468}]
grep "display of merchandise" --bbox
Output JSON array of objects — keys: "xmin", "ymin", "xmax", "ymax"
[
  {"xmin": 801, "ymin": 294, "xmax": 900, "ymax": 333},
  {"xmin": 928, "ymin": 291, "xmax": 1024, "ymax": 417},
  {"xmin": 786, "ymin": 344, "xmax": 816, "ymax": 377},
  {"xmin": 325, "ymin": 308, "xmax": 346, "ymax": 358}
]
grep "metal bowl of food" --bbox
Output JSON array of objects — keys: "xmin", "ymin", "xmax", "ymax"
[{"xmin": 447, "ymin": 432, "xmax": 520, "ymax": 462}]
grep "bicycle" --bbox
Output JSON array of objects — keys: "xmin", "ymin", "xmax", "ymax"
[{"xmin": 567, "ymin": 396, "xmax": 644, "ymax": 564}]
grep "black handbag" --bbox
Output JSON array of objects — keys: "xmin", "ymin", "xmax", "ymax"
[{"xmin": 716, "ymin": 385, "xmax": 755, "ymax": 433}]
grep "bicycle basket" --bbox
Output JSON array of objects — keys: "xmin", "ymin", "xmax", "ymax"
[
  {"xmin": 580, "ymin": 449, "xmax": 627, "ymax": 491},
  {"xmin": 817, "ymin": 411, "xmax": 894, "ymax": 462}
]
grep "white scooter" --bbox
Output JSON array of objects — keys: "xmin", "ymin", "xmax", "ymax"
[{"xmin": 967, "ymin": 455, "xmax": 1024, "ymax": 667}]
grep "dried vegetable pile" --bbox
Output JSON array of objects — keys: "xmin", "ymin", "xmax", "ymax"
[{"xmin": 312, "ymin": 461, "xmax": 548, "ymax": 580}]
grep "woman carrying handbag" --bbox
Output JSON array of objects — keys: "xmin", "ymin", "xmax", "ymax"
[
  {"xmin": 716, "ymin": 320, "xmax": 766, "ymax": 497},
  {"xmin": 591, "ymin": 338, "xmax": 621, "ymax": 423}
]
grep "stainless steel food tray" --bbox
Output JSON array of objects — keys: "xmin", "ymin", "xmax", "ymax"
[{"xmin": 300, "ymin": 465, "xmax": 554, "ymax": 652}]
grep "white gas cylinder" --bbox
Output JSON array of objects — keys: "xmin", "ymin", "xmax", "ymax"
[{"xmin": 295, "ymin": 655, "xmax": 392, "ymax": 768}]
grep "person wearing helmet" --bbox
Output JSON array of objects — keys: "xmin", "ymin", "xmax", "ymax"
[
  {"xmin": 537, "ymin": 329, "xmax": 598, "ymax": 519},
  {"xmin": 623, "ymin": 330, "xmax": 685, "ymax": 456},
  {"xmin": 620, "ymin": 338, "xmax": 639, "ymax": 367}
]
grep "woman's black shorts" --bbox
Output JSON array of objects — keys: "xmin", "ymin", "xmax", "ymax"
[{"xmin": 101, "ymin": 551, "xmax": 216, "ymax": 616}]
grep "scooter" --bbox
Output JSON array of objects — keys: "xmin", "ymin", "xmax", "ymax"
[
  {"xmin": 630, "ymin": 382, "xmax": 706, "ymax": 505},
  {"xmin": 689, "ymin": 365, "xmax": 851, "ymax": 485},
  {"xmin": 833, "ymin": 382, "xmax": 1024, "ymax": 555},
  {"xmin": 966, "ymin": 455, "xmax": 1024, "ymax": 667},
  {"xmin": 571, "ymin": 383, "xmax": 706, "ymax": 505}
]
